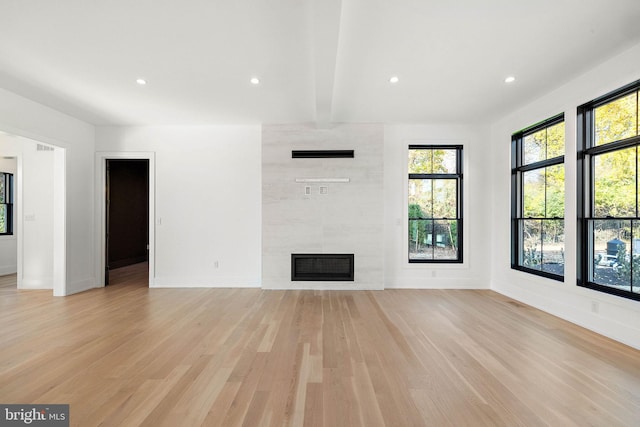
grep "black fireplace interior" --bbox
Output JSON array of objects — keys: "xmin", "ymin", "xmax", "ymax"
[{"xmin": 291, "ymin": 254, "xmax": 354, "ymax": 281}]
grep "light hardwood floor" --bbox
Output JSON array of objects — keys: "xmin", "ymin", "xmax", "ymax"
[
  {"xmin": 1, "ymin": 264, "xmax": 639, "ymax": 426},
  {"xmin": 0, "ymin": 273, "xmax": 16, "ymax": 289}
]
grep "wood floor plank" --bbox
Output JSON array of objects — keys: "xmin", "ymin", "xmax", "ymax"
[{"xmin": 1, "ymin": 267, "xmax": 639, "ymax": 426}]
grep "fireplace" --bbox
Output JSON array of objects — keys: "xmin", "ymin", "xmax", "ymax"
[{"xmin": 291, "ymin": 254, "xmax": 354, "ymax": 281}]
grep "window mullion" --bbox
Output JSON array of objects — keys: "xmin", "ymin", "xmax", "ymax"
[{"xmin": 519, "ymin": 156, "xmax": 564, "ymax": 171}]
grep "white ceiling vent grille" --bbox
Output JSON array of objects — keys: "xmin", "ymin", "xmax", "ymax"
[{"xmin": 36, "ymin": 144, "xmax": 54, "ymax": 152}]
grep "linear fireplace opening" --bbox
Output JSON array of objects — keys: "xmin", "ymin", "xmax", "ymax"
[{"xmin": 291, "ymin": 254, "xmax": 354, "ymax": 281}]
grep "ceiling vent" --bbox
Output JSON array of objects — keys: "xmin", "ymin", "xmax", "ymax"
[{"xmin": 36, "ymin": 144, "xmax": 54, "ymax": 152}]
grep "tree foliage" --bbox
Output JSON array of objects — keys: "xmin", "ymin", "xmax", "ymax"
[
  {"xmin": 408, "ymin": 148, "xmax": 456, "ymax": 174},
  {"xmin": 594, "ymin": 146, "xmax": 637, "ymax": 218},
  {"xmin": 613, "ymin": 243, "xmax": 640, "ymax": 289},
  {"xmin": 523, "ymin": 165, "xmax": 564, "ymax": 218},
  {"xmin": 522, "ymin": 121, "xmax": 565, "ymax": 217},
  {"xmin": 409, "ymin": 204, "xmax": 426, "ymax": 245},
  {"xmin": 595, "ymin": 92, "xmax": 638, "ymax": 145},
  {"xmin": 0, "ymin": 205, "xmax": 5, "ymax": 234},
  {"xmin": 523, "ymin": 121, "xmax": 564, "ymax": 165},
  {"xmin": 592, "ymin": 91, "xmax": 639, "ymax": 218}
]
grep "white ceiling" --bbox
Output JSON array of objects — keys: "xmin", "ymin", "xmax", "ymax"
[{"xmin": 1, "ymin": 0, "xmax": 640, "ymax": 126}]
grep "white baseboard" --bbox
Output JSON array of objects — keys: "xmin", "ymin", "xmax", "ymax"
[
  {"xmin": 0, "ymin": 265, "xmax": 17, "ymax": 276},
  {"xmin": 152, "ymin": 276, "xmax": 261, "ymax": 288},
  {"xmin": 262, "ymin": 283, "xmax": 384, "ymax": 290},
  {"xmin": 63, "ymin": 277, "xmax": 99, "ymax": 296},
  {"xmin": 20, "ymin": 277, "xmax": 53, "ymax": 289},
  {"xmin": 384, "ymin": 277, "xmax": 489, "ymax": 289}
]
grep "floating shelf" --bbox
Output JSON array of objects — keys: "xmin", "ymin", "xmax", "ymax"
[
  {"xmin": 292, "ymin": 150, "xmax": 354, "ymax": 158},
  {"xmin": 295, "ymin": 178, "xmax": 350, "ymax": 183}
]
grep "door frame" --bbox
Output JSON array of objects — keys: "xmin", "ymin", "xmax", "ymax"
[{"xmin": 95, "ymin": 152, "xmax": 155, "ymax": 287}]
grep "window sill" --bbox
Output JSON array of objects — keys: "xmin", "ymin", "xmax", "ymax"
[
  {"xmin": 405, "ymin": 261, "xmax": 469, "ymax": 270},
  {"xmin": 511, "ymin": 265, "xmax": 564, "ymax": 282}
]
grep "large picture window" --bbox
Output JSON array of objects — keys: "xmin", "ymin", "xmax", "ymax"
[
  {"xmin": 578, "ymin": 80, "xmax": 640, "ymax": 301},
  {"xmin": 0, "ymin": 172, "xmax": 13, "ymax": 235},
  {"xmin": 408, "ymin": 145, "xmax": 462, "ymax": 263},
  {"xmin": 511, "ymin": 115, "xmax": 565, "ymax": 280}
]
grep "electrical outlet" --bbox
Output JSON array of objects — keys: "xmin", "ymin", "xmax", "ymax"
[
  {"xmin": 319, "ymin": 186, "xmax": 328, "ymax": 195},
  {"xmin": 304, "ymin": 186, "xmax": 311, "ymax": 195}
]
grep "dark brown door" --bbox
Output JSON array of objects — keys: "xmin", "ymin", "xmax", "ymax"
[{"xmin": 105, "ymin": 159, "xmax": 149, "ymax": 284}]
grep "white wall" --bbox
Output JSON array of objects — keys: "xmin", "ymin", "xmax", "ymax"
[
  {"xmin": 262, "ymin": 123, "xmax": 384, "ymax": 290},
  {"xmin": 489, "ymin": 42, "xmax": 640, "ymax": 350},
  {"xmin": 384, "ymin": 124, "xmax": 491, "ymax": 289},
  {"xmin": 95, "ymin": 126, "xmax": 262, "ymax": 287},
  {"xmin": 0, "ymin": 155, "xmax": 17, "ymax": 275},
  {"xmin": 21, "ymin": 141, "xmax": 54, "ymax": 288}
]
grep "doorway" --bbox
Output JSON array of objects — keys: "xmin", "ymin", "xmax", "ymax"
[
  {"xmin": 1, "ymin": 134, "xmax": 66, "ymax": 295},
  {"xmin": 96, "ymin": 152, "xmax": 155, "ymax": 288},
  {"xmin": 105, "ymin": 159, "xmax": 149, "ymax": 285},
  {"xmin": 0, "ymin": 157, "xmax": 17, "ymax": 283}
]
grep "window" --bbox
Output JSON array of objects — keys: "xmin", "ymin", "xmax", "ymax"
[
  {"xmin": 408, "ymin": 145, "xmax": 462, "ymax": 263},
  {"xmin": 0, "ymin": 172, "xmax": 13, "ymax": 235},
  {"xmin": 578, "ymin": 80, "xmax": 640, "ymax": 301},
  {"xmin": 511, "ymin": 115, "xmax": 565, "ymax": 280}
]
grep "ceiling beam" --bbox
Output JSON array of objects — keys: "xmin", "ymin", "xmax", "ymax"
[{"xmin": 311, "ymin": 0, "xmax": 342, "ymax": 126}]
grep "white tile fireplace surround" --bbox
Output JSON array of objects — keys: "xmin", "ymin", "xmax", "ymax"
[{"xmin": 262, "ymin": 123, "xmax": 384, "ymax": 290}]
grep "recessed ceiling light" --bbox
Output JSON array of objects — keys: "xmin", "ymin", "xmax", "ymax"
[
  {"xmin": 250, "ymin": 77, "xmax": 260, "ymax": 85},
  {"xmin": 389, "ymin": 76, "xmax": 399, "ymax": 84},
  {"xmin": 136, "ymin": 78, "xmax": 147, "ymax": 85},
  {"xmin": 504, "ymin": 76, "xmax": 516, "ymax": 83}
]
